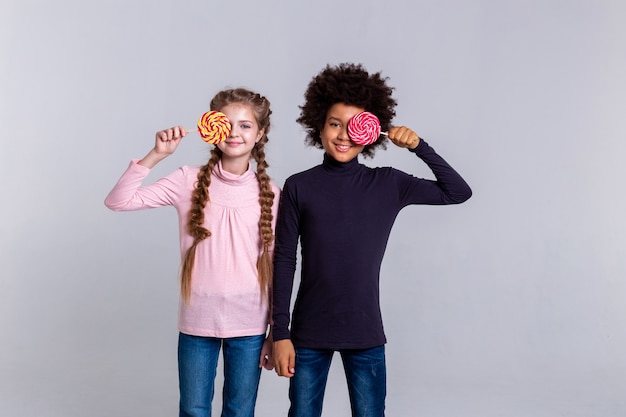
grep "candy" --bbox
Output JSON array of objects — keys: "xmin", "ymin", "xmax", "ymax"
[
  {"xmin": 347, "ymin": 111, "xmax": 382, "ymax": 145},
  {"xmin": 197, "ymin": 111, "xmax": 231, "ymax": 144}
]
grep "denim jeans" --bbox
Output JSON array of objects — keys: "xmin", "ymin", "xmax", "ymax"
[
  {"xmin": 178, "ymin": 332, "xmax": 265, "ymax": 417},
  {"xmin": 288, "ymin": 345, "xmax": 386, "ymax": 417}
]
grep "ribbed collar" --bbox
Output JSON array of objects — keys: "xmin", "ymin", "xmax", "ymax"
[
  {"xmin": 321, "ymin": 153, "xmax": 361, "ymax": 175},
  {"xmin": 212, "ymin": 160, "xmax": 256, "ymax": 186}
]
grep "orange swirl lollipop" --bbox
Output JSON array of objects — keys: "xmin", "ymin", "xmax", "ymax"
[
  {"xmin": 347, "ymin": 111, "xmax": 387, "ymax": 145},
  {"xmin": 196, "ymin": 111, "xmax": 231, "ymax": 144}
]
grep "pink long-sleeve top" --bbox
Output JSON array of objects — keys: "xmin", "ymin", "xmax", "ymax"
[{"xmin": 105, "ymin": 159, "xmax": 280, "ymax": 338}]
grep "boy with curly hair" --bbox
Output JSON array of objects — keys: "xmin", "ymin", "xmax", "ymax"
[{"xmin": 272, "ymin": 63, "xmax": 472, "ymax": 417}]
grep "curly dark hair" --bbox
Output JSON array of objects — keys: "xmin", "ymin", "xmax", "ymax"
[{"xmin": 296, "ymin": 63, "xmax": 397, "ymax": 158}]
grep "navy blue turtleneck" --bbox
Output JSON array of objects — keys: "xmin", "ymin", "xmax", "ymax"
[{"xmin": 272, "ymin": 139, "xmax": 472, "ymax": 349}]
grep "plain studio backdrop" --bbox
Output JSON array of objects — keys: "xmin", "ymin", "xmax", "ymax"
[{"xmin": 1, "ymin": 0, "xmax": 625, "ymax": 416}]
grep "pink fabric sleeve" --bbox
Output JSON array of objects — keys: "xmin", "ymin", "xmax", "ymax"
[{"xmin": 104, "ymin": 160, "xmax": 188, "ymax": 211}]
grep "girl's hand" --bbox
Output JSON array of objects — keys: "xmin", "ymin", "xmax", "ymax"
[
  {"xmin": 138, "ymin": 125, "xmax": 187, "ymax": 169},
  {"xmin": 154, "ymin": 125, "xmax": 187, "ymax": 156},
  {"xmin": 388, "ymin": 126, "xmax": 420, "ymax": 149},
  {"xmin": 259, "ymin": 337, "xmax": 275, "ymax": 370}
]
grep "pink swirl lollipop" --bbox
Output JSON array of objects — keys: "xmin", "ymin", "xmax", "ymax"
[{"xmin": 347, "ymin": 111, "xmax": 384, "ymax": 145}]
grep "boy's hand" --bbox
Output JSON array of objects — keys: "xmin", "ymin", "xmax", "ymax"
[
  {"xmin": 273, "ymin": 339, "xmax": 296, "ymax": 378},
  {"xmin": 388, "ymin": 126, "xmax": 420, "ymax": 149}
]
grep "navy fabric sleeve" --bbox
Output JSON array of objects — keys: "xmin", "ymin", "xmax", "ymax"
[
  {"xmin": 394, "ymin": 139, "xmax": 472, "ymax": 207},
  {"xmin": 271, "ymin": 179, "xmax": 299, "ymax": 341}
]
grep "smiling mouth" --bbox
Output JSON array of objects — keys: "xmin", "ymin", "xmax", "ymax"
[{"xmin": 334, "ymin": 143, "xmax": 352, "ymax": 151}]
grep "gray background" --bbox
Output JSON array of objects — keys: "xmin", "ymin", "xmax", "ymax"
[{"xmin": 2, "ymin": 0, "xmax": 625, "ymax": 416}]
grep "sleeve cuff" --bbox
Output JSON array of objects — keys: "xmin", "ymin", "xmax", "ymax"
[{"xmin": 409, "ymin": 138, "xmax": 428, "ymax": 155}]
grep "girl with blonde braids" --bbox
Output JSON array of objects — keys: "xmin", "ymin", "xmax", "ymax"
[{"xmin": 105, "ymin": 88, "xmax": 280, "ymax": 417}]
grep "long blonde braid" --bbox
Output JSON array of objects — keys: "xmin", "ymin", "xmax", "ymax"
[
  {"xmin": 252, "ymin": 128, "xmax": 275, "ymax": 302},
  {"xmin": 180, "ymin": 148, "xmax": 221, "ymax": 303}
]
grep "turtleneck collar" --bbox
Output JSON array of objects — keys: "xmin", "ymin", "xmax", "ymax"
[
  {"xmin": 213, "ymin": 159, "xmax": 256, "ymax": 186},
  {"xmin": 321, "ymin": 152, "xmax": 361, "ymax": 175}
]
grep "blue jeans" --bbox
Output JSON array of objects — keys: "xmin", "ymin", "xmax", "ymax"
[
  {"xmin": 288, "ymin": 345, "xmax": 386, "ymax": 417},
  {"xmin": 178, "ymin": 332, "xmax": 265, "ymax": 417}
]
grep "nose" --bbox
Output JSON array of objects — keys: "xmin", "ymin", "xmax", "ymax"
[{"xmin": 337, "ymin": 125, "xmax": 349, "ymax": 142}]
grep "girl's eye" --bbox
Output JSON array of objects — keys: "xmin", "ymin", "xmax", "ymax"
[
  {"xmin": 241, "ymin": 124, "xmax": 251, "ymax": 129},
  {"xmin": 329, "ymin": 122, "xmax": 341, "ymax": 128}
]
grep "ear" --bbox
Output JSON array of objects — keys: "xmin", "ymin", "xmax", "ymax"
[{"xmin": 256, "ymin": 129, "xmax": 265, "ymax": 143}]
